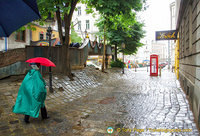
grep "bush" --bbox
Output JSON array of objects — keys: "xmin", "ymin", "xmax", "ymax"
[{"xmin": 110, "ymin": 59, "xmax": 125, "ymax": 68}]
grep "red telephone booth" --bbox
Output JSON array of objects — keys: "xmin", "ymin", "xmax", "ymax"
[{"xmin": 150, "ymin": 54, "xmax": 158, "ymax": 76}]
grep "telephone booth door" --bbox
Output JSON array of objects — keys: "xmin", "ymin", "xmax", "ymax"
[{"xmin": 150, "ymin": 54, "xmax": 158, "ymax": 76}]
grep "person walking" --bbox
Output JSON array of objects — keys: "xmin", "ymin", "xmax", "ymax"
[{"xmin": 13, "ymin": 63, "xmax": 49, "ymax": 123}]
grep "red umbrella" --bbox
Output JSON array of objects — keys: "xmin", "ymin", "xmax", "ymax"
[{"xmin": 26, "ymin": 57, "xmax": 56, "ymax": 67}]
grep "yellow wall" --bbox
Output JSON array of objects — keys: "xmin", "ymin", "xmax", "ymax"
[
  {"xmin": 31, "ymin": 25, "xmax": 59, "ymax": 41},
  {"xmin": 175, "ymin": 33, "xmax": 179, "ymax": 79}
]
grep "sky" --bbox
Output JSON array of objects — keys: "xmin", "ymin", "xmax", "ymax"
[{"xmin": 138, "ymin": 0, "xmax": 172, "ymax": 43}]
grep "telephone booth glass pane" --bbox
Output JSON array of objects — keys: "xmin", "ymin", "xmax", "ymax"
[{"xmin": 152, "ymin": 58, "xmax": 157, "ymax": 73}]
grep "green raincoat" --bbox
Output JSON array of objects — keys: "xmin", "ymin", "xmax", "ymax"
[{"xmin": 13, "ymin": 69, "xmax": 47, "ymax": 118}]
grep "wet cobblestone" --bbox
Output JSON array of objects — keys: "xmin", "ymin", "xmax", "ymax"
[{"xmin": 0, "ymin": 67, "xmax": 199, "ymax": 135}]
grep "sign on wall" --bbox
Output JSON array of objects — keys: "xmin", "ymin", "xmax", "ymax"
[{"xmin": 155, "ymin": 30, "xmax": 177, "ymax": 40}]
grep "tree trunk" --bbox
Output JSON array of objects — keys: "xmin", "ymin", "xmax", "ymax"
[
  {"xmin": 101, "ymin": 24, "xmax": 106, "ymax": 72},
  {"xmin": 63, "ymin": 14, "xmax": 71, "ymax": 77},
  {"xmin": 115, "ymin": 44, "xmax": 117, "ymax": 61},
  {"xmin": 60, "ymin": 1, "xmax": 78, "ymax": 78},
  {"xmin": 105, "ymin": 54, "xmax": 108, "ymax": 69},
  {"xmin": 56, "ymin": 7, "xmax": 63, "ymax": 45}
]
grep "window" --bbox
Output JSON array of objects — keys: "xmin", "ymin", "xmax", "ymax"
[
  {"xmin": 40, "ymin": 33, "xmax": 44, "ymax": 40},
  {"xmin": 78, "ymin": 7, "xmax": 81, "ymax": 15},
  {"xmin": 86, "ymin": 20, "xmax": 90, "ymax": 30},
  {"xmin": 85, "ymin": 6, "xmax": 89, "ymax": 14},
  {"xmin": 46, "ymin": 33, "xmax": 49, "ymax": 40},
  {"xmin": 78, "ymin": 21, "xmax": 81, "ymax": 30},
  {"xmin": 15, "ymin": 30, "xmax": 25, "ymax": 42}
]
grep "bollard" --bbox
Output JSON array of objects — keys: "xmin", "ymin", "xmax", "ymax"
[{"xmin": 159, "ymin": 66, "xmax": 161, "ymax": 76}]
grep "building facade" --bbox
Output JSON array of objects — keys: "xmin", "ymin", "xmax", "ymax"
[
  {"xmin": 31, "ymin": 24, "xmax": 59, "ymax": 42},
  {"xmin": 151, "ymin": 41, "xmax": 168, "ymax": 63},
  {"xmin": 176, "ymin": 0, "xmax": 200, "ymax": 126},
  {"xmin": 0, "ymin": 23, "xmax": 59, "ymax": 51},
  {"xmin": 0, "ymin": 29, "xmax": 31, "ymax": 51},
  {"xmin": 72, "ymin": 3, "xmax": 100, "ymax": 42},
  {"xmin": 170, "ymin": 1, "xmax": 176, "ymax": 68}
]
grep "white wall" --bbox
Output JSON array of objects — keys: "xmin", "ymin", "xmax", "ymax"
[
  {"xmin": 0, "ymin": 29, "xmax": 31, "ymax": 51},
  {"xmin": 0, "ymin": 38, "xmax": 5, "ymax": 51}
]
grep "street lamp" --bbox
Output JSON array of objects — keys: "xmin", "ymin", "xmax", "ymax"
[
  {"xmin": 46, "ymin": 12, "xmax": 54, "ymax": 93},
  {"xmin": 121, "ymin": 42, "xmax": 125, "ymax": 74}
]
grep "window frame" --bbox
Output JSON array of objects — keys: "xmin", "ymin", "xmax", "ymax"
[
  {"xmin": 46, "ymin": 33, "xmax": 49, "ymax": 40},
  {"xmin": 78, "ymin": 7, "xmax": 81, "ymax": 16},
  {"xmin": 78, "ymin": 21, "xmax": 81, "ymax": 30},
  {"xmin": 39, "ymin": 32, "xmax": 44, "ymax": 40},
  {"xmin": 15, "ymin": 30, "xmax": 26, "ymax": 42},
  {"xmin": 86, "ymin": 20, "xmax": 90, "ymax": 30}
]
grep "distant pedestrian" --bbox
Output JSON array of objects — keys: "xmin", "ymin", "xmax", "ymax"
[{"xmin": 13, "ymin": 63, "xmax": 49, "ymax": 123}]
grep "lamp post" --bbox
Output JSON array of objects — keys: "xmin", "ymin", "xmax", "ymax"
[
  {"xmin": 85, "ymin": 29, "xmax": 89, "ymax": 39},
  {"xmin": 46, "ymin": 12, "xmax": 54, "ymax": 93},
  {"xmin": 121, "ymin": 42, "xmax": 125, "ymax": 74},
  {"xmin": 84, "ymin": 30, "xmax": 87, "ymax": 38}
]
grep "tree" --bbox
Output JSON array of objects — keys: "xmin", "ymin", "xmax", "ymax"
[
  {"xmin": 37, "ymin": 0, "xmax": 79, "ymax": 77},
  {"xmin": 95, "ymin": 12, "xmax": 145, "ymax": 60},
  {"xmin": 85, "ymin": 0, "xmax": 146, "ymax": 69},
  {"xmin": 108, "ymin": 20, "xmax": 145, "ymax": 55},
  {"xmin": 37, "ymin": 0, "xmax": 145, "ymax": 75},
  {"xmin": 85, "ymin": 0, "xmax": 144, "ymax": 17}
]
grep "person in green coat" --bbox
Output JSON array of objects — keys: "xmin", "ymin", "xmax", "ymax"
[{"xmin": 13, "ymin": 63, "xmax": 49, "ymax": 123}]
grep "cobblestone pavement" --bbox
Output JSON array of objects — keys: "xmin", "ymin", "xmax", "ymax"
[{"xmin": 0, "ymin": 67, "xmax": 199, "ymax": 136}]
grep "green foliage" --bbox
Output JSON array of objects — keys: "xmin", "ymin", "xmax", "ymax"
[
  {"xmin": 85, "ymin": 0, "xmax": 145, "ymax": 17},
  {"xmin": 37, "ymin": 0, "xmax": 82, "ymax": 22},
  {"xmin": 37, "ymin": 0, "xmax": 81, "ymax": 45},
  {"xmin": 88, "ymin": 0, "xmax": 146, "ymax": 55},
  {"xmin": 110, "ymin": 59, "xmax": 125, "ymax": 68},
  {"xmin": 96, "ymin": 14, "xmax": 145, "ymax": 55},
  {"xmin": 16, "ymin": 23, "xmax": 37, "ymax": 32},
  {"xmin": 70, "ymin": 26, "xmax": 82, "ymax": 43}
]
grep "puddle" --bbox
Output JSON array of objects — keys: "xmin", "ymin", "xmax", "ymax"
[{"xmin": 99, "ymin": 97, "xmax": 115, "ymax": 104}]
